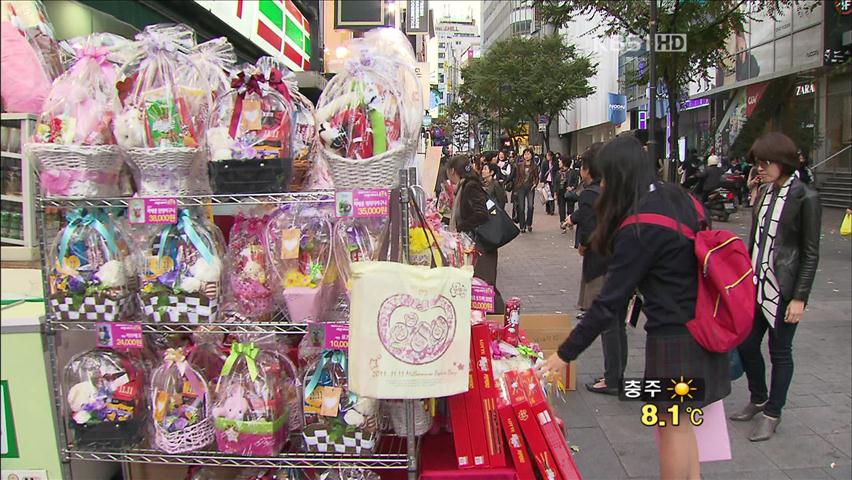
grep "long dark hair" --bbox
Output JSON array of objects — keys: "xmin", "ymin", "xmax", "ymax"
[
  {"xmin": 590, "ymin": 136, "xmax": 694, "ymax": 256},
  {"xmin": 447, "ymin": 154, "xmax": 478, "ymax": 181}
]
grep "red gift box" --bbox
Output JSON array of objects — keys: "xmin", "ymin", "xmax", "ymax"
[
  {"xmin": 471, "ymin": 324, "xmax": 507, "ymax": 468},
  {"xmin": 464, "ymin": 352, "xmax": 490, "ymax": 467},
  {"xmin": 449, "ymin": 391, "xmax": 473, "ymax": 468},
  {"xmin": 520, "ymin": 369, "xmax": 582, "ymax": 480},
  {"xmin": 504, "ymin": 370, "xmax": 564, "ymax": 480},
  {"xmin": 496, "ymin": 376, "xmax": 536, "ymax": 480}
]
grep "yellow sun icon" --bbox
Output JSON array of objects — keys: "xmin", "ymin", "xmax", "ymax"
[{"xmin": 667, "ymin": 376, "xmax": 698, "ymax": 402}]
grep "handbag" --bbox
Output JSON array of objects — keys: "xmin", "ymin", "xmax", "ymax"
[
  {"xmin": 564, "ymin": 189, "xmax": 579, "ymax": 203},
  {"xmin": 841, "ymin": 212, "xmax": 851, "ymax": 237},
  {"xmin": 473, "ymin": 196, "xmax": 520, "ymax": 253}
]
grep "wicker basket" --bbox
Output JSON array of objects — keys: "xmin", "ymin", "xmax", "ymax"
[
  {"xmin": 322, "ymin": 142, "xmax": 413, "ymax": 190},
  {"xmin": 26, "ymin": 143, "xmax": 124, "ymax": 198},
  {"xmin": 153, "ymin": 390, "xmax": 215, "ymax": 453},
  {"xmin": 127, "ymin": 147, "xmax": 205, "ymax": 196}
]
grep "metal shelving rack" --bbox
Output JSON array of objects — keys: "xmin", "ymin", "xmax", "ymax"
[
  {"xmin": 38, "ymin": 177, "xmax": 421, "ymax": 479},
  {"xmin": 1, "ymin": 112, "xmax": 38, "ymax": 259}
]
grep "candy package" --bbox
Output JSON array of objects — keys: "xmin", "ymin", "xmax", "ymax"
[
  {"xmin": 47, "ymin": 209, "xmax": 134, "ymax": 322},
  {"xmin": 221, "ymin": 213, "xmax": 274, "ymax": 322},
  {"xmin": 26, "ymin": 33, "xmax": 132, "ymax": 197},
  {"xmin": 119, "ymin": 23, "xmax": 208, "ymax": 195},
  {"xmin": 315, "ymin": 28, "xmax": 421, "ymax": 189},
  {"xmin": 150, "ymin": 347, "xmax": 215, "ymax": 453},
  {"xmin": 63, "ymin": 348, "xmax": 147, "ymax": 447},
  {"xmin": 206, "ymin": 58, "xmax": 307, "ymax": 194},
  {"xmin": 212, "ymin": 342, "xmax": 288, "ymax": 456},
  {"xmin": 138, "ymin": 208, "xmax": 224, "ymax": 323},
  {"xmin": 266, "ymin": 202, "xmax": 337, "ymax": 323}
]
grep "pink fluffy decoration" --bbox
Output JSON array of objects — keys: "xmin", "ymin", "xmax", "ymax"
[{"xmin": 0, "ymin": 21, "xmax": 50, "ymax": 113}]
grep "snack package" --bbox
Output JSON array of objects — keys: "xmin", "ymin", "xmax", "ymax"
[
  {"xmin": 63, "ymin": 348, "xmax": 147, "ymax": 447},
  {"xmin": 266, "ymin": 202, "xmax": 337, "ymax": 323},
  {"xmin": 221, "ymin": 213, "xmax": 274, "ymax": 321},
  {"xmin": 150, "ymin": 347, "xmax": 215, "ymax": 453},
  {"xmin": 138, "ymin": 208, "xmax": 224, "ymax": 323},
  {"xmin": 315, "ymin": 28, "xmax": 421, "ymax": 188},
  {"xmin": 302, "ymin": 348, "xmax": 379, "ymax": 454},
  {"xmin": 47, "ymin": 209, "xmax": 134, "ymax": 322},
  {"xmin": 212, "ymin": 341, "xmax": 288, "ymax": 456},
  {"xmin": 332, "ymin": 217, "xmax": 388, "ymax": 295}
]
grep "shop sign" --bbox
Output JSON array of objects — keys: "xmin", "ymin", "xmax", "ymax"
[
  {"xmin": 334, "ymin": 0, "xmax": 386, "ymax": 30},
  {"xmin": 406, "ymin": 0, "xmax": 429, "ymax": 34},
  {"xmin": 608, "ymin": 93, "xmax": 628, "ymax": 125},
  {"xmin": 193, "ymin": 0, "xmax": 311, "ymax": 71},
  {"xmin": 679, "ymin": 98, "xmax": 710, "ymax": 111},
  {"xmin": 538, "ymin": 115, "xmax": 548, "ymax": 132},
  {"xmin": 638, "ymin": 110, "xmax": 648, "ymax": 130},
  {"xmin": 795, "ymin": 82, "xmax": 817, "ymax": 96},
  {"xmin": 746, "ymin": 81, "xmax": 769, "ymax": 117},
  {"xmin": 1, "ymin": 380, "xmax": 18, "ymax": 458}
]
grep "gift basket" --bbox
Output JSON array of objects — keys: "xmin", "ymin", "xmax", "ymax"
[
  {"xmin": 26, "ymin": 33, "xmax": 131, "ymax": 198},
  {"xmin": 212, "ymin": 342, "xmax": 288, "ymax": 456},
  {"xmin": 63, "ymin": 348, "xmax": 147, "ymax": 447},
  {"xmin": 47, "ymin": 209, "xmax": 133, "ymax": 322},
  {"xmin": 267, "ymin": 203, "xmax": 336, "ymax": 323},
  {"xmin": 332, "ymin": 216, "xmax": 388, "ymax": 295},
  {"xmin": 315, "ymin": 28, "xmax": 422, "ymax": 189},
  {"xmin": 139, "ymin": 208, "xmax": 224, "ymax": 323},
  {"xmin": 187, "ymin": 330, "xmax": 228, "ymax": 389},
  {"xmin": 119, "ymin": 24, "xmax": 208, "ymax": 196},
  {"xmin": 206, "ymin": 56, "xmax": 312, "ymax": 194},
  {"xmin": 302, "ymin": 349, "xmax": 379, "ymax": 454},
  {"xmin": 221, "ymin": 213, "xmax": 274, "ymax": 322},
  {"xmin": 150, "ymin": 347, "xmax": 215, "ymax": 453}
]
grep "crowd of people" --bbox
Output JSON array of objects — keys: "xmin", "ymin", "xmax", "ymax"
[{"xmin": 435, "ymin": 130, "xmax": 823, "ymax": 480}]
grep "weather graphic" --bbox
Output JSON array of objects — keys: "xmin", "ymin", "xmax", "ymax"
[{"xmin": 667, "ymin": 376, "xmax": 699, "ymax": 403}]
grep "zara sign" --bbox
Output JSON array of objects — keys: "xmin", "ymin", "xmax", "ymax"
[{"xmin": 795, "ymin": 82, "xmax": 817, "ymax": 96}]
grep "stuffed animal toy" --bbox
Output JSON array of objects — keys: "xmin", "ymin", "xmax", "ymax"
[
  {"xmin": 113, "ymin": 108, "xmax": 146, "ymax": 148},
  {"xmin": 206, "ymin": 126, "xmax": 235, "ymax": 161},
  {"xmin": 318, "ymin": 122, "xmax": 346, "ymax": 153},
  {"xmin": 342, "ymin": 397, "xmax": 379, "ymax": 428},
  {"xmin": 213, "ymin": 392, "xmax": 249, "ymax": 421},
  {"xmin": 67, "ymin": 380, "xmax": 98, "ymax": 424}
]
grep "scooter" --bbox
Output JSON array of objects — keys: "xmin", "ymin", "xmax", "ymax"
[{"xmin": 704, "ymin": 187, "xmax": 737, "ymax": 222}]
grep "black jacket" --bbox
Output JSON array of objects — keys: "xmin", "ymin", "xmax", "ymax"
[
  {"xmin": 570, "ymin": 181, "xmax": 608, "ymax": 282},
  {"xmin": 749, "ymin": 178, "xmax": 821, "ymax": 304},
  {"xmin": 540, "ymin": 159, "xmax": 558, "ymax": 183},
  {"xmin": 483, "ymin": 180, "xmax": 508, "ymax": 210},
  {"xmin": 699, "ymin": 165, "xmax": 723, "ymax": 193},
  {"xmin": 455, "ymin": 178, "xmax": 490, "ymax": 233}
]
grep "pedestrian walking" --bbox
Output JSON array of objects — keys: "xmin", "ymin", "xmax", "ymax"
[
  {"xmin": 731, "ymin": 132, "xmax": 821, "ymax": 442},
  {"xmin": 541, "ymin": 151, "xmax": 559, "ymax": 215},
  {"xmin": 795, "ymin": 149, "xmax": 814, "ymax": 185},
  {"xmin": 556, "ymin": 155, "xmax": 578, "ymax": 230},
  {"xmin": 445, "ymin": 155, "xmax": 506, "ymax": 313},
  {"xmin": 536, "ymin": 134, "xmax": 730, "ymax": 479},
  {"xmin": 514, "ymin": 148, "xmax": 539, "ymax": 233},
  {"xmin": 482, "ymin": 163, "xmax": 508, "ymax": 210},
  {"xmin": 747, "ymin": 162, "xmax": 762, "ymax": 206}
]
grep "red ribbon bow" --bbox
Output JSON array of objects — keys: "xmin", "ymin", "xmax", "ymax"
[
  {"xmin": 228, "ymin": 72, "xmax": 266, "ymax": 138},
  {"xmin": 265, "ymin": 68, "xmax": 292, "ymax": 104}
]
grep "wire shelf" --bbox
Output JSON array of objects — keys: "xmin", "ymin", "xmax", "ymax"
[
  {"xmin": 46, "ymin": 318, "xmax": 309, "ymax": 335},
  {"xmin": 63, "ymin": 436, "xmax": 413, "ymax": 469},
  {"xmin": 38, "ymin": 191, "xmax": 336, "ymax": 209}
]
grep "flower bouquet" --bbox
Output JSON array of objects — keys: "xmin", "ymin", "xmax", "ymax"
[
  {"xmin": 26, "ymin": 33, "xmax": 132, "ymax": 198},
  {"xmin": 221, "ymin": 213, "xmax": 274, "ymax": 322},
  {"xmin": 212, "ymin": 342, "xmax": 288, "ymax": 456},
  {"xmin": 139, "ymin": 208, "xmax": 224, "ymax": 323},
  {"xmin": 63, "ymin": 348, "xmax": 147, "ymax": 447},
  {"xmin": 150, "ymin": 347, "xmax": 215, "ymax": 453},
  {"xmin": 315, "ymin": 28, "xmax": 422, "ymax": 189},
  {"xmin": 47, "ymin": 209, "xmax": 133, "ymax": 321},
  {"xmin": 332, "ymin": 217, "xmax": 388, "ymax": 296},
  {"xmin": 267, "ymin": 203, "xmax": 336, "ymax": 323}
]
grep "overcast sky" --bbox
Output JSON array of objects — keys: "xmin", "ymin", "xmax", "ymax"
[{"xmin": 430, "ymin": 0, "xmax": 482, "ymax": 28}]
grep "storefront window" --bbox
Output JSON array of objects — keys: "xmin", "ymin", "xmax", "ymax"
[
  {"xmin": 825, "ymin": 73, "xmax": 852, "ymax": 171},
  {"xmin": 792, "ymin": 25, "xmax": 822, "ymax": 67},
  {"xmin": 751, "ymin": 42, "xmax": 774, "ymax": 77},
  {"xmin": 774, "ymin": 35, "xmax": 792, "ymax": 72}
]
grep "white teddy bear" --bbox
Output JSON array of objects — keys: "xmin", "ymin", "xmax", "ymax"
[{"xmin": 113, "ymin": 109, "xmax": 146, "ymax": 148}]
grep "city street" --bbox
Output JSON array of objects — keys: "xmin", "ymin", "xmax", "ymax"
[{"xmin": 497, "ymin": 203, "xmax": 852, "ymax": 480}]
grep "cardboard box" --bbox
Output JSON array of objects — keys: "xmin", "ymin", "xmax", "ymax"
[
  {"xmin": 463, "ymin": 365, "xmax": 490, "ymax": 467},
  {"xmin": 521, "ymin": 369, "xmax": 582, "ymax": 480},
  {"xmin": 504, "ymin": 370, "xmax": 564, "ymax": 480},
  {"xmin": 448, "ymin": 392, "xmax": 473, "ymax": 468},
  {"xmin": 471, "ymin": 323, "xmax": 507, "ymax": 468},
  {"xmin": 488, "ymin": 314, "xmax": 577, "ymax": 390},
  {"xmin": 496, "ymin": 376, "xmax": 537, "ymax": 480}
]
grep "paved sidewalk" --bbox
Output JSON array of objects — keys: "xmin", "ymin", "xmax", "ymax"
[{"xmin": 496, "ymin": 202, "xmax": 852, "ymax": 480}]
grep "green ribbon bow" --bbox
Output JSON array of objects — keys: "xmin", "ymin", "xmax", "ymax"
[
  {"xmin": 58, "ymin": 209, "xmax": 117, "ymax": 262},
  {"xmin": 221, "ymin": 342, "xmax": 260, "ymax": 381},
  {"xmin": 517, "ymin": 345, "xmax": 542, "ymax": 360}
]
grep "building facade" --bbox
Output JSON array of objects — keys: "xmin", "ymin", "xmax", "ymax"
[
  {"xmin": 428, "ymin": 18, "xmax": 479, "ymax": 115},
  {"xmin": 481, "ymin": 0, "xmax": 534, "ymax": 53}
]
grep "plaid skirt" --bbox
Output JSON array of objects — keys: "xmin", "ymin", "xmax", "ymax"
[{"xmin": 644, "ymin": 331, "xmax": 731, "ymax": 409}]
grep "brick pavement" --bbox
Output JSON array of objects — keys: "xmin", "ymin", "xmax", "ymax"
[{"xmin": 496, "ymin": 201, "xmax": 852, "ymax": 479}]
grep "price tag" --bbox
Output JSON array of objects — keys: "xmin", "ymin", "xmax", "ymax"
[
  {"xmin": 471, "ymin": 284, "xmax": 496, "ymax": 313},
  {"xmin": 335, "ymin": 189, "xmax": 390, "ymax": 218},
  {"xmin": 308, "ymin": 322, "xmax": 349, "ymax": 351},
  {"xmin": 128, "ymin": 198, "xmax": 178, "ymax": 225},
  {"xmin": 96, "ymin": 322, "xmax": 144, "ymax": 350},
  {"xmin": 280, "ymin": 228, "xmax": 301, "ymax": 259}
]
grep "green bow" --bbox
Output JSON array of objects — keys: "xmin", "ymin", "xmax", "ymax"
[
  {"xmin": 517, "ymin": 345, "xmax": 542, "ymax": 360},
  {"xmin": 220, "ymin": 342, "xmax": 260, "ymax": 381}
]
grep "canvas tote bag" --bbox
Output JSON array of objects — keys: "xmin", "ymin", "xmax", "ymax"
[{"xmin": 348, "ymin": 261, "xmax": 473, "ymax": 399}]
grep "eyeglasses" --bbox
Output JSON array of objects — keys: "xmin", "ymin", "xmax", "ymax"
[{"xmin": 756, "ymin": 159, "xmax": 771, "ymax": 168}]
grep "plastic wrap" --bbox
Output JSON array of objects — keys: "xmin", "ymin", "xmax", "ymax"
[
  {"xmin": 187, "ymin": 330, "xmax": 228, "ymax": 389},
  {"xmin": 221, "ymin": 213, "xmax": 274, "ymax": 321},
  {"xmin": 63, "ymin": 348, "xmax": 147, "ymax": 447},
  {"xmin": 150, "ymin": 347, "xmax": 214, "ymax": 453},
  {"xmin": 187, "ymin": 37, "xmax": 237, "ymax": 100},
  {"xmin": 266, "ymin": 203, "xmax": 337, "ymax": 323},
  {"xmin": 47, "ymin": 209, "xmax": 133, "ymax": 322},
  {"xmin": 212, "ymin": 341, "xmax": 288, "ymax": 456},
  {"xmin": 332, "ymin": 217, "xmax": 388, "ymax": 294},
  {"xmin": 138, "ymin": 208, "xmax": 224, "ymax": 323},
  {"xmin": 1, "ymin": 0, "xmax": 63, "ymax": 79}
]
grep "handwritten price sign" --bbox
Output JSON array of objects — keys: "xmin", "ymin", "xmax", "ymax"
[
  {"xmin": 128, "ymin": 198, "xmax": 178, "ymax": 225},
  {"xmin": 335, "ymin": 190, "xmax": 390, "ymax": 218},
  {"xmin": 471, "ymin": 284, "xmax": 496, "ymax": 312},
  {"xmin": 96, "ymin": 322, "xmax": 144, "ymax": 350}
]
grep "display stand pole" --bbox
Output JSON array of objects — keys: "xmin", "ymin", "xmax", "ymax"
[{"xmin": 398, "ymin": 168, "xmax": 419, "ymax": 480}]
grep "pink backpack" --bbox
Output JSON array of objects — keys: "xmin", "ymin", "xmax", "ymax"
[{"xmin": 620, "ymin": 196, "xmax": 755, "ymax": 353}]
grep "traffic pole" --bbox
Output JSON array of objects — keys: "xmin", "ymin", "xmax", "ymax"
[{"xmin": 648, "ymin": 0, "xmax": 657, "ymax": 166}]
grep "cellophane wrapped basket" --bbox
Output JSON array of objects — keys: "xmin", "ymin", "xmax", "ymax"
[
  {"xmin": 206, "ymin": 57, "xmax": 311, "ymax": 194},
  {"xmin": 266, "ymin": 202, "xmax": 337, "ymax": 323},
  {"xmin": 212, "ymin": 342, "xmax": 288, "ymax": 456},
  {"xmin": 315, "ymin": 28, "xmax": 422, "ymax": 189},
  {"xmin": 187, "ymin": 330, "xmax": 228, "ymax": 390},
  {"xmin": 47, "ymin": 209, "xmax": 134, "ymax": 322},
  {"xmin": 138, "ymin": 209, "xmax": 224, "ymax": 323},
  {"xmin": 63, "ymin": 348, "xmax": 147, "ymax": 447},
  {"xmin": 332, "ymin": 217, "xmax": 388, "ymax": 297},
  {"xmin": 150, "ymin": 347, "xmax": 215, "ymax": 453},
  {"xmin": 119, "ymin": 24, "xmax": 209, "ymax": 196},
  {"xmin": 221, "ymin": 213, "xmax": 274, "ymax": 322},
  {"xmin": 26, "ymin": 33, "xmax": 131, "ymax": 198},
  {"xmin": 301, "ymin": 348, "xmax": 380, "ymax": 454}
]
